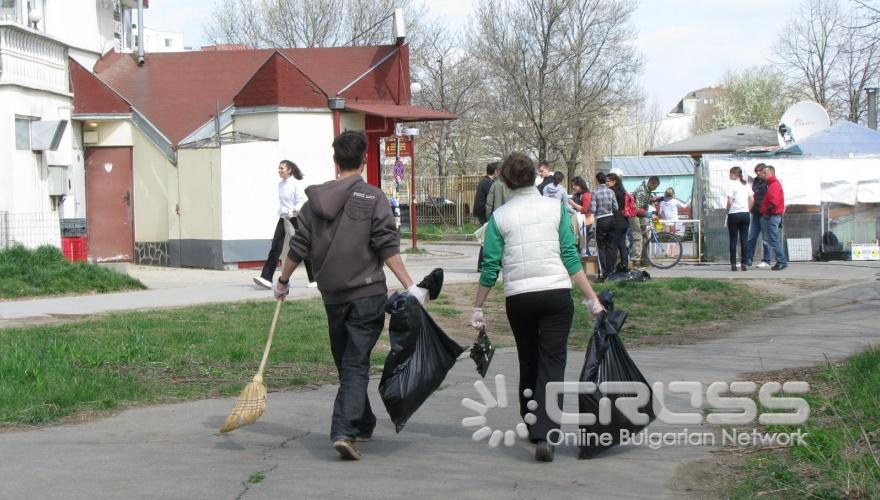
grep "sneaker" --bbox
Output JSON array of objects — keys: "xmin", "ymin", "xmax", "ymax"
[
  {"xmin": 756, "ymin": 262, "xmax": 770, "ymax": 268},
  {"xmin": 771, "ymin": 263, "xmax": 788, "ymax": 271},
  {"xmin": 307, "ymin": 282, "xmax": 318, "ymax": 288},
  {"xmin": 253, "ymin": 277, "xmax": 272, "ymax": 289},
  {"xmin": 535, "ymin": 440, "xmax": 555, "ymax": 462},
  {"xmin": 332, "ymin": 439, "xmax": 362, "ymax": 460}
]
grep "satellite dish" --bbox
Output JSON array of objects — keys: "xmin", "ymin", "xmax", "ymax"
[{"xmin": 777, "ymin": 101, "xmax": 830, "ymax": 147}]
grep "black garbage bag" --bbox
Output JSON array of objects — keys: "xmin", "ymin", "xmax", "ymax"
[
  {"xmin": 578, "ymin": 291, "xmax": 656, "ymax": 459},
  {"xmin": 606, "ymin": 269, "xmax": 651, "ymax": 282},
  {"xmin": 469, "ymin": 327, "xmax": 495, "ymax": 377},
  {"xmin": 379, "ymin": 292, "xmax": 466, "ymax": 432},
  {"xmin": 417, "ymin": 268, "xmax": 444, "ymax": 300}
]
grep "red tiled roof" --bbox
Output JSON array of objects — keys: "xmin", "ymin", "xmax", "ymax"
[
  {"xmin": 76, "ymin": 45, "xmax": 427, "ymax": 145},
  {"xmin": 69, "ymin": 59, "xmax": 131, "ymax": 115}
]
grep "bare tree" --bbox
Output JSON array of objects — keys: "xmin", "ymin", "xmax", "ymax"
[
  {"xmin": 203, "ymin": 0, "xmax": 424, "ymax": 48},
  {"xmin": 836, "ymin": 13, "xmax": 880, "ymax": 123},
  {"xmin": 775, "ymin": 0, "xmax": 843, "ymax": 107},
  {"xmin": 470, "ymin": 0, "xmax": 641, "ymax": 180},
  {"xmin": 411, "ymin": 24, "xmax": 484, "ymax": 175}
]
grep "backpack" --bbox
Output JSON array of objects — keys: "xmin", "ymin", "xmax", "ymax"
[
  {"xmin": 821, "ymin": 231, "xmax": 841, "ymax": 252},
  {"xmin": 622, "ymin": 192, "xmax": 637, "ymax": 218}
]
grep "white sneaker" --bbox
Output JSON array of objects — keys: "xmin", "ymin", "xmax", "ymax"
[
  {"xmin": 756, "ymin": 262, "xmax": 770, "ymax": 268},
  {"xmin": 307, "ymin": 282, "xmax": 318, "ymax": 288},
  {"xmin": 253, "ymin": 276, "xmax": 272, "ymax": 289}
]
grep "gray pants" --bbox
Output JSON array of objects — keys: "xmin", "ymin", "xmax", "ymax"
[{"xmin": 628, "ymin": 216, "xmax": 644, "ymax": 264}]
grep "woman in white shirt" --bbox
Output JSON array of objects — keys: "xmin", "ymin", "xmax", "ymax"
[
  {"xmin": 254, "ymin": 160, "xmax": 313, "ymax": 288},
  {"xmin": 726, "ymin": 166, "xmax": 754, "ymax": 272}
]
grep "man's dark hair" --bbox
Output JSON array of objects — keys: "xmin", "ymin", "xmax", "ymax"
[
  {"xmin": 595, "ymin": 172, "xmax": 607, "ymax": 185},
  {"xmin": 755, "ymin": 162, "xmax": 767, "ymax": 173},
  {"xmin": 648, "ymin": 175, "xmax": 660, "ymax": 185},
  {"xmin": 538, "ymin": 161, "xmax": 550, "ymax": 169},
  {"xmin": 332, "ymin": 130, "xmax": 368, "ymax": 171},
  {"xmin": 500, "ymin": 153, "xmax": 536, "ymax": 189},
  {"xmin": 486, "ymin": 162, "xmax": 499, "ymax": 175},
  {"xmin": 552, "ymin": 171, "xmax": 565, "ymax": 186},
  {"xmin": 280, "ymin": 160, "xmax": 304, "ymax": 180}
]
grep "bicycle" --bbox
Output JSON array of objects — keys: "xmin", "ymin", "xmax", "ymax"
[{"xmin": 631, "ymin": 217, "xmax": 683, "ymax": 269}]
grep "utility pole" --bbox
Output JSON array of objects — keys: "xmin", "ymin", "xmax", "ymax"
[{"xmin": 437, "ymin": 57, "xmax": 446, "ymax": 176}]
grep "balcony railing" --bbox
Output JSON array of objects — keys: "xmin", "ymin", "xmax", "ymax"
[{"xmin": 0, "ymin": 22, "xmax": 68, "ymax": 95}]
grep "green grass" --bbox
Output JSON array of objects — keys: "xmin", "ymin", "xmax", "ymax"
[
  {"xmin": 0, "ymin": 299, "xmax": 373, "ymax": 427},
  {"xmin": 248, "ymin": 472, "xmax": 266, "ymax": 484},
  {"xmin": 568, "ymin": 278, "xmax": 779, "ymax": 346},
  {"xmin": 729, "ymin": 348, "xmax": 880, "ymax": 499},
  {"xmin": 0, "ymin": 245, "xmax": 145, "ymax": 299},
  {"xmin": 401, "ymin": 223, "xmax": 481, "ymax": 241}
]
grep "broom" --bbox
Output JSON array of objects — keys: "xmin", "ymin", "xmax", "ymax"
[{"xmin": 219, "ymin": 298, "xmax": 283, "ymax": 433}]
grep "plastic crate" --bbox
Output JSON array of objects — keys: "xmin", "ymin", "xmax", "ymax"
[
  {"xmin": 786, "ymin": 238, "xmax": 813, "ymax": 262},
  {"xmin": 62, "ymin": 237, "xmax": 88, "ymax": 262}
]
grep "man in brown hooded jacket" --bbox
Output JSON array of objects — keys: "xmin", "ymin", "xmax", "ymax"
[{"xmin": 274, "ymin": 130, "xmax": 428, "ymax": 460}]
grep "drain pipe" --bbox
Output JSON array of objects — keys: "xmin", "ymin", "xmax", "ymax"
[
  {"xmin": 137, "ymin": 0, "xmax": 145, "ymax": 65},
  {"xmin": 867, "ymin": 88, "xmax": 877, "ymax": 130}
]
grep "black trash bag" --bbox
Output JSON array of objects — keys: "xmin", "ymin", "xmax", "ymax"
[
  {"xmin": 578, "ymin": 291, "xmax": 656, "ymax": 459},
  {"xmin": 379, "ymin": 292, "xmax": 466, "ymax": 432},
  {"xmin": 417, "ymin": 268, "xmax": 444, "ymax": 300},
  {"xmin": 469, "ymin": 327, "xmax": 495, "ymax": 377},
  {"xmin": 606, "ymin": 269, "xmax": 651, "ymax": 282}
]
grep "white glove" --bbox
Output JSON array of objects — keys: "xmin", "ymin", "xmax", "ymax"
[
  {"xmin": 406, "ymin": 285, "xmax": 429, "ymax": 305},
  {"xmin": 470, "ymin": 307, "xmax": 485, "ymax": 329},
  {"xmin": 274, "ymin": 278, "xmax": 291, "ymax": 300},
  {"xmin": 583, "ymin": 298, "xmax": 605, "ymax": 318}
]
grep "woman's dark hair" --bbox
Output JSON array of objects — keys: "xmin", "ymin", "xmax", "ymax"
[
  {"xmin": 571, "ymin": 176, "xmax": 589, "ymax": 193},
  {"xmin": 595, "ymin": 172, "xmax": 606, "ymax": 185},
  {"xmin": 280, "ymin": 160, "xmax": 304, "ymax": 180},
  {"xmin": 606, "ymin": 173, "xmax": 625, "ymax": 197},
  {"xmin": 332, "ymin": 130, "xmax": 368, "ymax": 170},
  {"xmin": 552, "ymin": 171, "xmax": 565, "ymax": 186},
  {"xmin": 730, "ymin": 166, "xmax": 746, "ymax": 185},
  {"xmin": 500, "ymin": 153, "xmax": 536, "ymax": 189}
]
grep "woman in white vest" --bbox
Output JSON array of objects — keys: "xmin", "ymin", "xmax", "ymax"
[{"xmin": 470, "ymin": 153, "xmax": 605, "ymax": 462}]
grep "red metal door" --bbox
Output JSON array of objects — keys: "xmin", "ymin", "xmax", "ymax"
[{"xmin": 85, "ymin": 147, "xmax": 134, "ymax": 262}]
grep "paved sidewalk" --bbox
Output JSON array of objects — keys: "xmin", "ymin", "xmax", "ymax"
[
  {"xmin": 0, "ymin": 243, "xmax": 482, "ymax": 325},
  {"xmin": 1, "ymin": 280, "xmax": 878, "ymax": 499}
]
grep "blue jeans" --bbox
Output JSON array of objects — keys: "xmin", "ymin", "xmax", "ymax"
[
  {"xmin": 745, "ymin": 213, "xmax": 769, "ymax": 265},
  {"xmin": 761, "ymin": 215, "xmax": 787, "ymax": 266}
]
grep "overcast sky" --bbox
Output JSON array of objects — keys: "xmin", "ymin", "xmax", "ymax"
[{"xmin": 145, "ymin": 0, "xmax": 806, "ymax": 113}]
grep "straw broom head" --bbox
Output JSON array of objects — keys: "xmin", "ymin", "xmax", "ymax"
[
  {"xmin": 218, "ymin": 374, "xmax": 267, "ymax": 433},
  {"xmin": 219, "ymin": 299, "xmax": 283, "ymax": 433}
]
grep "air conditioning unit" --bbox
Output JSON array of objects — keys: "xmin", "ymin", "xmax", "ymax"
[{"xmin": 48, "ymin": 165, "xmax": 69, "ymax": 196}]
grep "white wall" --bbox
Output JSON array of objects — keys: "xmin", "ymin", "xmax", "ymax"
[
  {"xmin": 42, "ymin": 0, "xmax": 116, "ymax": 56},
  {"xmin": 140, "ymin": 27, "xmax": 185, "ymax": 52},
  {"xmin": 0, "ymin": 86, "xmax": 75, "ymax": 214},
  {"xmin": 277, "ymin": 112, "xmax": 337, "ymax": 187},
  {"xmin": 234, "ymin": 113, "xmax": 279, "ymax": 140},
  {"xmin": 220, "ymin": 141, "xmax": 281, "ymax": 241}
]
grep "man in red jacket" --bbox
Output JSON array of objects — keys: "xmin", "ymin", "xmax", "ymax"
[{"xmin": 759, "ymin": 165, "xmax": 787, "ymax": 270}]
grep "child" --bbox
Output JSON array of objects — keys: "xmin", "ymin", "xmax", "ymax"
[{"xmin": 658, "ymin": 187, "xmax": 689, "ymax": 236}]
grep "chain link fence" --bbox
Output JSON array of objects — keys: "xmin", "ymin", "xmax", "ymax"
[
  {"xmin": 382, "ymin": 174, "xmax": 482, "ymax": 227},
  {"xmin": 0, "ymin": 212, "xmax": 62, "ymax": 249}
]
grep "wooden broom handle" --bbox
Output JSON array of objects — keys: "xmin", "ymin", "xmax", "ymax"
[{"xmin": 257, "ymin": 299, "xmax": 284, "ymax": 377}]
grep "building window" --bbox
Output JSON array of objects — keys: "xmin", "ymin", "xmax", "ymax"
[
  {"xmin": 15, "ymin": 117, "xmax": 32, "ymax": 150},
  {"xmin": 165, "ymin": 38, "xmax": 172, "ymax": 47},
  {"xmin": 0, "ymin": 0, "xmax": 18, "ymax": 21}
]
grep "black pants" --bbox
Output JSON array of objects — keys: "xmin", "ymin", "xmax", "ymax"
[
  {"xmin": 477, "ymin": 215, "xmax": 487, "ymax": 271},
  {"xmin": 727, "ymin": 212, "xmax": 750, "ymax": 266},
  {"xmin": 505, "ymin": 289, "xmax": 573, "ymax": 442},
  {"xmin": 613, "ymin": 224, "xmax": 629, "ymax": 271},
  {"xmin": 261, "ymin": 218, "xmax": 314, "ymax": 282},
  {"xmin": 595, "ymin": 216, "xmax": 616, "ymax": 278},
  {"xmin": 291, "ymin": 218, "xmax": 315, "ymax": 282},
  {"xmin": 324, "ymin": 294, "xmax": 386, "ymax": 441},
  {"xmin": 260, "ymin": 218, "xmax": 287, "ymax": 281}
]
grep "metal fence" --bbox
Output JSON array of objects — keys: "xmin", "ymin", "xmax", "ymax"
[
  {"xmin": 382, "ymin": 174, "xmax": 482, "ymax": 227},
  {"xmin": 0, "ymin": 212, "xmax": 62, "ymax": 249}
]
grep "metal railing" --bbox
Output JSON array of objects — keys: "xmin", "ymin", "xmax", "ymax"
[{"xmin": 382, "ymin": 174, "xmax": 482, "ymax": 226}]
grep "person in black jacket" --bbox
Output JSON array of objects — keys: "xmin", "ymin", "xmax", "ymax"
[
  {"xmin": 536, "ymin": 161, "xmax": 554, "ymax": 195},
  {"xmin": 473, "ymin": 162, "xmax": 498, "ymax": 271},
  {"xmin": 606, "ymin": 173, "xmax": 630, "ymax": 271},
  {"xmin": 744, "ymin": 163, "xmax": 770, "ymax": 267}
]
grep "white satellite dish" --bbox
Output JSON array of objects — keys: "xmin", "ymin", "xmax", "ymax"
[{"xmin": 777, "ymin": 101, "xmax": 830, "ymax": 147}]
